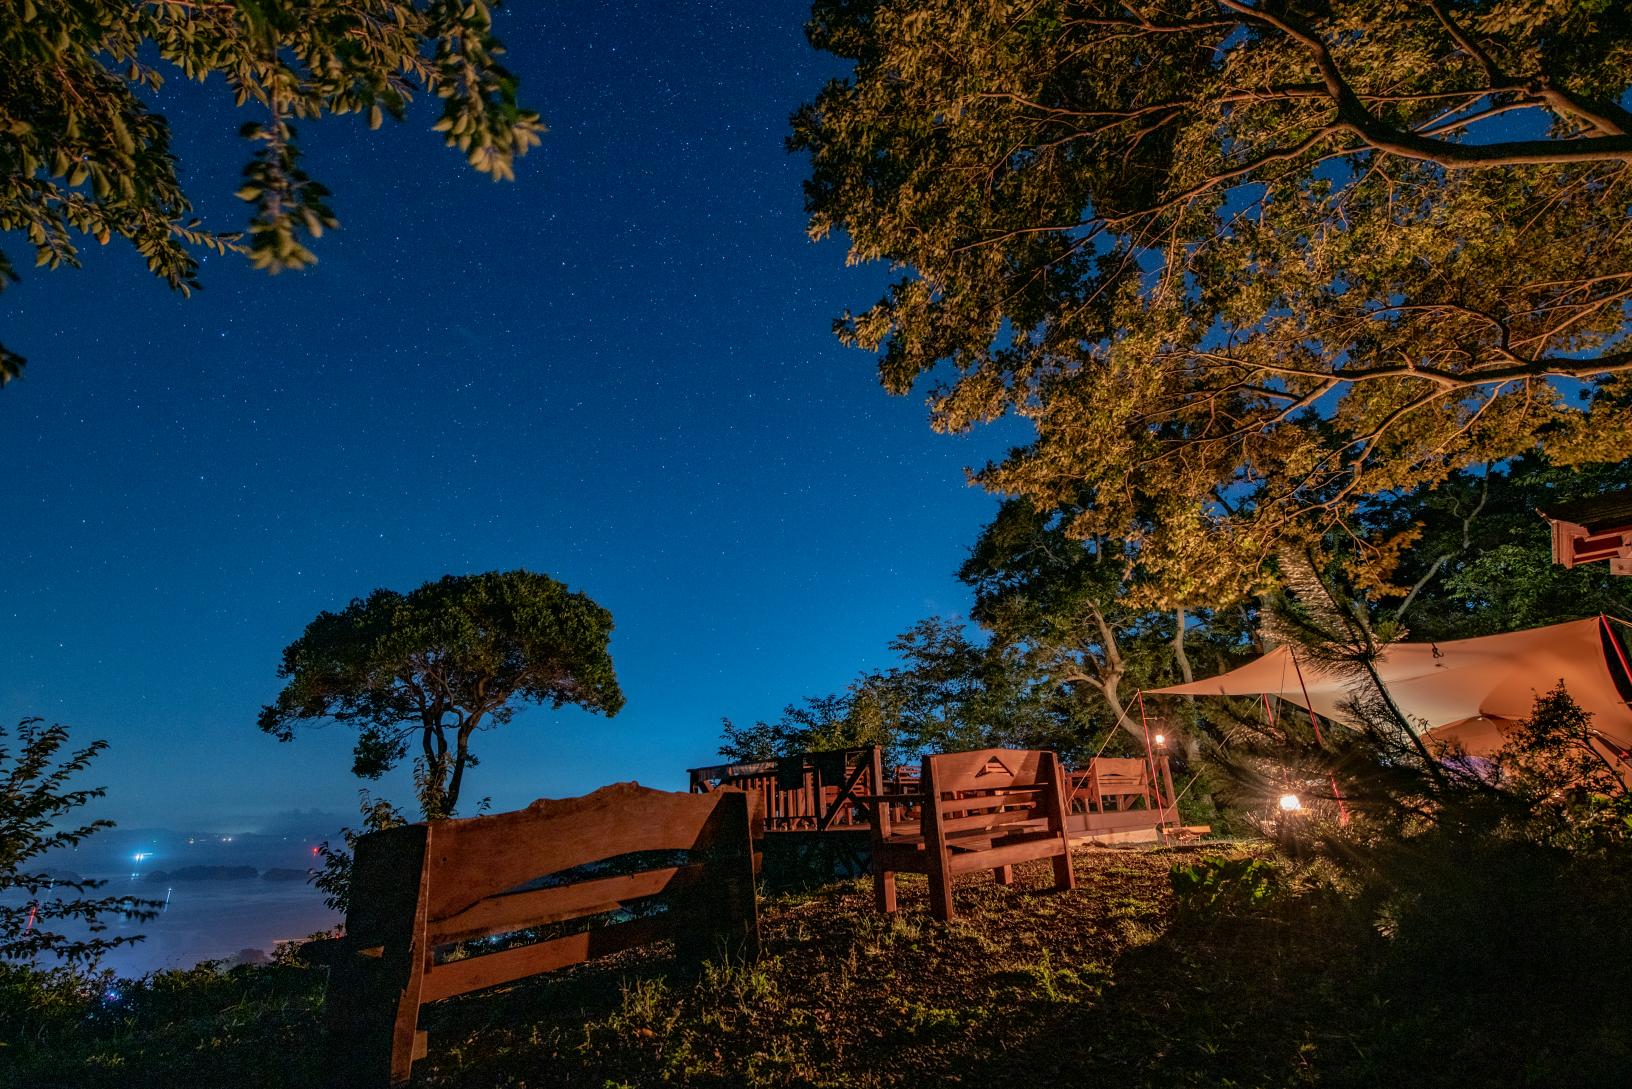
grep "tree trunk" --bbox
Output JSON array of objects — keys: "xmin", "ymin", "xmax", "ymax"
[
  {"xmin": 1084, "ymin": 603, "xmax": 1145, "ymax": 744},
  {"xmin": 1171, "ymin": 608, "xmax": 1202, "ymax": 759},
  {"xmin": 1093, "ymin": 672, "xmax": 1147, "ymax": 744},
  {"xmin": 444, "ymin": 717, "xmax": 482, "ymax": 817},
  {"xmin": 1171, "ymin": 607, "xmax": 1194, "ymax": 685}
]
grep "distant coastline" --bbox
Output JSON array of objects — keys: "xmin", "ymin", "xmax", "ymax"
[{"xmin": 141, "ymin": 866, "xmax": 313, "ymax": 884}]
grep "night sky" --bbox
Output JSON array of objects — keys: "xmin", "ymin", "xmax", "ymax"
[{"xmin": 0, "ymin": 3, "xmax": 1019, "ymax": 830}]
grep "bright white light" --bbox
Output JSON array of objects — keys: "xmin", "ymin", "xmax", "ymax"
[
  {"xmin": 1153, "ymin": 734, "xmax": 1166, "ymax": 746},
  {"xmin": 132, "ymin": 852, "xmax": 149, "ymax": 864},
  {"xmin": 1278, "ymin": 793, "xmax": 1303, "ymax": 812}
]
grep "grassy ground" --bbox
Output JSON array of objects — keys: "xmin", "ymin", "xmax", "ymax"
[
  {"xmin": 7, "ymin": 842, "xmax": 1628, "ymax": 1088},
  {"xmin": 411, "ymin": 843, "xmax": 1389, "ymax": 1089}
]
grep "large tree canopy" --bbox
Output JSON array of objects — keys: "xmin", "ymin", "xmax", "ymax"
[
  {"xmin": 0, "ymin": 0, "xmax": 542, "ymax": 383},
  {"xmin": 796, "ymin": 0, "xmax": 1632, "ymax": 604},
  {"xmin": 259, "ymin": 570, "xmax": 623, "ymax": 819}
]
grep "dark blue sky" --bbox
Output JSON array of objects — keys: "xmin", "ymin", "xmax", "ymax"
[{"xmin": 0, "ymin": 3, "xmax": 1017, "ymax": 829}]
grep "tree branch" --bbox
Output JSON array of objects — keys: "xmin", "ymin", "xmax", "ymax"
[{"xmin": 1219, "ymin": 0, "xmax": 1632, "ymax": 166}]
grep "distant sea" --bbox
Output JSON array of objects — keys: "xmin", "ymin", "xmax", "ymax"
[{"xmin": 25, "ymin": 823, "xmax": 344, "ymax": 978}]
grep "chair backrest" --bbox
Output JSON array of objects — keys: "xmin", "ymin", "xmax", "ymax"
[
  {"xmin": 922, "ymin": 748, "xmax": 1066, "ymax": 838},
  {"xmin": 1090, "ymin": 757, "xmax": 1149, "ymax": 790}
]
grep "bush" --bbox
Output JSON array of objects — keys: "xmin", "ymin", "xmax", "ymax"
[
  {"xmin": 0, "ymin": 958, "xmax": 326, "ymax": 1089},
  {"xmin": 1168, "ymin": 854, "xmax": 1280, "ymax": 916}
]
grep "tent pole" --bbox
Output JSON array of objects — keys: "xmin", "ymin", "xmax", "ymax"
[
  {"xmin": 1135, "ymin": 691, "xmax": 1169, "ymax": 829},
  {"xmin": 1288, "ymin": 652, "xmax": 1351, "ymax": 827},
  {"xmin": 1602, "ymin": 614, "xmax": 1632, "ymax": 691}
]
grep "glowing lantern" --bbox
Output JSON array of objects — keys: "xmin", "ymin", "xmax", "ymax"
[
  {"xmin": 1278, "ymin": 793, "xmax": 1303, "ymax": 812},
  {"xmin": 1153, "ymin": 733, "xmax": 1166, "ymax": 747}
]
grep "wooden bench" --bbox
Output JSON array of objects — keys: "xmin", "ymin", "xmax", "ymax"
[
  {"xmin": 866, "ymin": 747, "xmax": 1076, "ymax": 921},
  {"xmin": 1070, "ymin": 756, "xmax": 1157, "ymax": 813},
  {"xmin": 321, "ymin": 782, "xmax": 760, "ymax": 1087}
]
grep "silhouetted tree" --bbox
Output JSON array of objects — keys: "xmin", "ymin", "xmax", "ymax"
[
  {"xmin": 260, "ymin": 570, "xmax": 623, "ymax": 819},
  {"xmin": 1, "ymin": 719, "xmax": 156, "ymax": 964}
]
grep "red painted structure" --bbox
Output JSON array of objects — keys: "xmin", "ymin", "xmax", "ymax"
[{"xmin": 1543, "ymin": 488, "xmax": 1632, "ymax": 575}]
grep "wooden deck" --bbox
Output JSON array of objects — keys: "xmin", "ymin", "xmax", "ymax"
[
  {"xmin": 689, "ymin": 745, "xmax": 1181, "ymax": 853},
  {"xmin": 688, "ymin": 747, "xmax": 880, "ymax": 833},
  {"xmin": 1067, "ymin": 806, "xmax": 1180, "ymax": 843}
]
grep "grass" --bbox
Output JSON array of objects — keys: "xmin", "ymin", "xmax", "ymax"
[
  {"xmin": 412, "ymin": 844, "xmax": 1369, "ymax": 1089},
  {"xmin": 5, "ymin": 842, "xmax": 1628, "ymax": 1088}
]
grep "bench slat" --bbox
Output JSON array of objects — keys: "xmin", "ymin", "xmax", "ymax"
[
  {"xmin": 420, "ymin": 916, "xmax": 671, "ymax": 1004},
  {"xmin": 426, "ymin": 863, "xmax": 709, "ymax": 946},
  {"xmin": 937, "ymin": 806, "xmax": 1047, "ymax": 835},
  {"xmin": 946, "ymin": 834, "xmax": 1068, "ymax": 875},
  {"xmin": 425, "ymin": 784, "xmax": 743, "ymax": 921}
]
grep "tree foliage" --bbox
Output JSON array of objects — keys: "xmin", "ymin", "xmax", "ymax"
[
  {"xmin": 1363, "ymin": 454, "xmax": 1632, "ymax": 638},
  {"xmin": 960, "ymin": 495, "xmax": 1249, "ymax": 748},
  {"xmin": 796, "ymin": 0, "xmax": 1632, "ymax": 603},
  {"xmin": 1, "ymin": 719, "xmax": 156, "ymax": 964},
  {"xmin": 721, "ymin": 615, "xmax": 1100, "ymax": 765},
  {"xmin": 259, "ymin": 570, "xmax": 623, "ymax": 820},
  {"xmin": 0, "ymin": 0, "xmax": 543, "ymax": 383}
]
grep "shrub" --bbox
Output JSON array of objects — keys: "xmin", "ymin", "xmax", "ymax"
[{"xmin": 1168, "ymin": 854, "xmax": 1281, "ymax": 916}]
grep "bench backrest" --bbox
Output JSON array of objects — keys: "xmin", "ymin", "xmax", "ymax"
[{"xmin": 334, "ymin": 783, "xmax": 760, "ymax": 1086}]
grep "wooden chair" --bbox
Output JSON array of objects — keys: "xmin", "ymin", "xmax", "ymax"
[
  {"xmin": 1072, "ymin": 756, "xmax": 1154, "ymax": 813},
  {"xmin": 866, "ymin": 748, "xmax": 1076, "ymax": 921}
]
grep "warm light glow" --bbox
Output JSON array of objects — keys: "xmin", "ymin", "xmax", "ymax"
[
  {"xmin": 1153, "ymin": 733, "xmax": 1166, "ymax": 746},
  {"xmin": 1278, "ymin": 793, "xmax": 1303, "ymax": 812}
]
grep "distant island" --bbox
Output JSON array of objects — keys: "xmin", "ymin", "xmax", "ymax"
[
  {"xmin": 143, "ymin": 866, "xmax": 259, "ymax": 883},
  {"xmin": 140, "ymin": 865, "xmax": 314, "ymax": 883}
]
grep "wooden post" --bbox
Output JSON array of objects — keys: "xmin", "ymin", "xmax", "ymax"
[
  {"xmin": 1157, "ymin": 753, "xmax": 1178, "ymax": 824},
  {"xmin": 714, "ymin": 790, "xmax": 760, "ymax": 961},
  {"xmin": 1044, "ymin": 752, "xmax": 1077, "ymax": 892},
  {"xmin": 324, "ymin": 823, "xmax": 432, "ymax": 1089},
  {"xmin": 922, "ymin": 754, "xmax": 955, "ymax": 921},
  {"xmin": 868, "ymin": 746, "xmax": 898, "ymax": 912},
  {"xmin": 675, "ymin": 790, "xmax": 760, "ymax": 965}
]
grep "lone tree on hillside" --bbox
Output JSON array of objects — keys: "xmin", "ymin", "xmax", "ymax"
[
  {"xmin": 259, "ymin": 570, "xmax": 624, "ymax": 820},
  {"xmin": 0, "ymin": 0, "xmax": 543, "ymax": 383},
  {"xmin": 796, "ymin": 0, "xmax": 1632, "ymax": 604}
]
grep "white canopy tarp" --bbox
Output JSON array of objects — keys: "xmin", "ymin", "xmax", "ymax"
[{"xmin": 1148, "ymin": 616, "xmax": 1632, "ymax": 756}]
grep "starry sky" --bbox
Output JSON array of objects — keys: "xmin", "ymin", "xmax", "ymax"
[{"xmin": 0, "ymin": 2, "xmax": 1020, "ymax": 830}]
